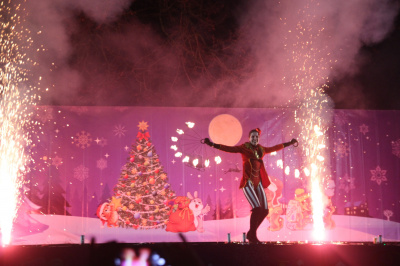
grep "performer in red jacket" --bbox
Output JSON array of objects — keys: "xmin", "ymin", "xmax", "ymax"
[{"xmin": 204, "ymin": 128, "xmax": 297, "ymax": 243}]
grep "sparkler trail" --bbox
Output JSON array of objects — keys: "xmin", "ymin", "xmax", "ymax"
[
  {"xmin": 282, "ymin": 0, "xmax": 335, "ymax": 240},
  {"xmin": 0, "ymin": 0, "xmax": 40, "ymax": 246},
  {"xmin": 295, "ymin": 89, "xmax": 332, "ymax": 241},
  {"xmin": 275, "ymin": 0, "xmax": 398, "ymax": 241}
]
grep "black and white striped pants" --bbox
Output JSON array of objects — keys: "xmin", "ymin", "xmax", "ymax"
[{"xmin": 242, "ymin": 180, "xmax": 268, "ymax": 210}]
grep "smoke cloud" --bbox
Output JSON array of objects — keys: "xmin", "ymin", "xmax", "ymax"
[
  {"xmin": 22, "ymin": 0, "xmax": 399, "ymax": 108},
  {"xmin": 236, "ymin": 0, "xmax": 399, "ymax": 108}
]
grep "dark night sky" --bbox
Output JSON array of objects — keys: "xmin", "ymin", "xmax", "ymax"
[
  {"xmin": 328, "ymin": 14, "xmax": 400, "ymax": 110},
  {"xmin": 25, "ymin": 0, "xmax": 400, "ymax": 110}
]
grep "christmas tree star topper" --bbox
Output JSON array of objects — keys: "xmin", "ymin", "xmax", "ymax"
[{"xmin": 138, "ymin": 121, "xmax": 149, "ymax": 132}]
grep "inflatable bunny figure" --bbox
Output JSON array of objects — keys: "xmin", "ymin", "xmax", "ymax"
[{"xmin": 188, "ymin": 191, "xmax": 210, "ymax": 233}]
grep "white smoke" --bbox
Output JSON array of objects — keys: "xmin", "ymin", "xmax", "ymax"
[
  {"xmin": 236, "ymin": 0, "xmax": 399, "ymax": 108},
  {"xmin": 23, "ymin": 0, "xmax": 133, "ymax": 104},
  {"xmin": 21, "ymin": 0, "xmax": 399, "ymax": 107}
]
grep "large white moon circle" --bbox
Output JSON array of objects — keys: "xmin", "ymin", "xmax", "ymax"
[{"xmin": 208, "ymin": 114, "xmax": 243, "ymax": 146}]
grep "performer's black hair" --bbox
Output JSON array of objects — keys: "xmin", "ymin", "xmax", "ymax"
[{"xmin": 248, "ymin": 128, "xmax": 261, "ymax": 137}]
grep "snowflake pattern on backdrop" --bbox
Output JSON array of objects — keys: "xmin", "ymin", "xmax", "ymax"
[
  {"xmin": 97, "ymin": 158, "xmax": 107, "ymax": 170},
  {"xmin": 74, "ymin": 164, "xmax": 89, "ymax": 181},
  {"xmin": 52, "ymin": 156, "xmax": 63, "ymax": 168},
  {"xmin": 334, "ymin": 138, "xmax": 349, "ymax": 158},
  {"xmin": 36, "ymin": 106, "xmax": 54, "ymax": 123},
  {"xmin": 392, "ymin": 139, "xmax": 400, "ymax": 158},
  {"xmin": 98, "ymin": 137, "xmax": 107, "ymax": 147},
  {"xmin": 338, "ymin": 173, "xmax": 355, "ymax": 193},
  {"xmin": 73, "ymin": 131, "xmax": 93, "ymax": 149},
  {"xmin": 370, "ymin": 166, "xmax": 387, "ymax": 185},
  {"xmin": 113, "ymin": 124, "xmax": 127, "ymax": 138},
  {"xmin": 359, "ymin": 124, "xmax": 369, "ymax": 135}
]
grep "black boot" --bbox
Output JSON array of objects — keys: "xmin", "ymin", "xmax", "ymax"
[
  {"xmin": 252, "ymin": 208, "xmax": 269, "ymax": 243},
  {"xmin": 247, "ymin": 207, "xmax": 262, "ymax": 244},
  {"xmin": 257, "ymin": 208, "xmax": 269, "ymax": 228},
  {"xmin": 257, "ymin": 208, "xmax": 269, "ymax": 239}
]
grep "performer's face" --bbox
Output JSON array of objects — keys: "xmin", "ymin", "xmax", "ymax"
[{"xmin": 249, "ymin": 132, "xmax": 259, "ymax": 146}]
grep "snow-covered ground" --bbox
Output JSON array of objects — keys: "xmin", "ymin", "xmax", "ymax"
[{"xmin": 10, "ymin": 214, "xmax": 400, "ymax": 245}]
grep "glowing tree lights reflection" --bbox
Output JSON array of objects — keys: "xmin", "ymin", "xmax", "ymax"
[{"xmin": 0, "ymin": 1, "xmax": 39, "ymax": 246}]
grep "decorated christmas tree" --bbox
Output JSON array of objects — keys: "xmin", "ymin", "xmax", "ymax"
[{"xmin": 111, "ymin": 121, "xmax": 176, "ymax": 229}]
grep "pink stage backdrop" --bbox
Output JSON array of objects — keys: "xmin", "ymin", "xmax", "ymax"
[{"xmin": 12, "ymin": 106, "xmax": 400, "ymax": 245}]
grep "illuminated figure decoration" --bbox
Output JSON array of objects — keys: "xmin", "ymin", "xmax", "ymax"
[
  {"xmin": 265, "ymin": 177, "xmax": 284, "ymax": 231},
  {"xmin": 171, "ymin": 122, "xmax": 222, "ymax": 171},
  {"xmin": 324, "ymin": 179, "xmax": 336, "ymax": 230},
  {"xmin": 286, "ymin": 188, "xmax": 336, "ymax": 231},
  {"xmin": 324, "ymin": 198, "xmax": 336, "ymax": 230},
  {"xmin": 286, "ymin": 199, "xmax": 305, "ymax": 231},
  {"xmin": 286, "ymin": 188, "xmax": 313, "ymax": 230}
]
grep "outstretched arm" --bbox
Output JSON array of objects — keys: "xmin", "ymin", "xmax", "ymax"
[
  {"xmin": 283, "ymin": 139, "xmax": 298, "ymax": 148},
  {"xmin": 203, "ymin": 138, "xmax": 242, "ymax": 153},
  {"xmin": 203, "ymin": 138, "xmax": 220, "ymax": 148},
  {"xmin": 262, "ymin": 139, "xmax": 298, "ymax": 154}
]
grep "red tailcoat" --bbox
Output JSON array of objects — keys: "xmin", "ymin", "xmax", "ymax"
[{"xmin": 216, "ymin": 142, "xmax": 284, "ymax": 189}]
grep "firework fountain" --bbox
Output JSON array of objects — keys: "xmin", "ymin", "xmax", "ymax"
[
  {"xmin": 0, "ymin": 0, "xmax": 39, "ymax": 246},
  {"xmin": 282, "ymin": 1, "xmax": 335, "ymax": 241},
  {"xmin": 294, "ymin": 88, "xmax": 332, "ymax": 241}
]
